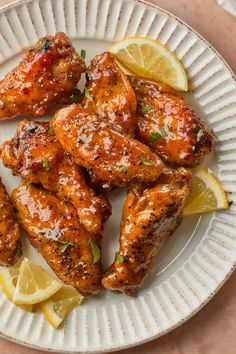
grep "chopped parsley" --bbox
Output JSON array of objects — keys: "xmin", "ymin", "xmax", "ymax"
[
  {"xmin": 80, "ymin": 49, "xmax": 86, "ymax": 59},
  {"xmin": 42, "ymin": 158, "xmax": 50, "ymax": 171},
  {"xmin": 140, "ymin": 104, "xmax": 153, "ymax": 115},
  {"xmin": 27, "ymin": 170, "xmax": 33, "ymax": 175},
  {"xmin": 148, "ymin": 132, "xmax": 162, "ymax": 144},
  {"xmin": 25, "ymin": 181, "xmax": 32, "ymax": 190},
  {"xmin": 116, "ymin": 254, "xmax": 125, "ymax": 263},
  {"xmin": 140, "ymin": 157, "xmax": 153, "ymax": 166},
  {"xmin": 39, "ymin": 37, "xmax": 50, "ymax": 51},
  {"xmin": 88, "ymin": 239, "xmax": 101, "ymax": 264},
  {"xmin": 160, "ymin": 127, "xmax": 168, "ymax": 137},
  {"xmin": 36, "ymin": 85, "xmax": 41, "ymax": 90},
  {"xmin": 197, "ymin": 129, "xmax": 205, "ymax": 142},
  {"xmin": 70, "ymin": 89, "xmax": 82, "ymax": 103},
  {"xmin": 60, "ymin": 241, "xmax": 73, "ymax": 253},
  {"xmin": 118, "ymin": 165, "xmax": 127, "ymax": 173},
  {"xmin": 84, "ymin": 87, "xmax": 93, "ymax": 101}
]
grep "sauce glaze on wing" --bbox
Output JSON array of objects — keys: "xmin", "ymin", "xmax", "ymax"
[
  {"xmin": 83, "ymin": 52, "xmax": 137, "ymax": 136},
  {"xmin": 12, "ymin": 183, "xmax": 102, "ymax": 297},
  {"xmin": 102, "ymin": 167, "xmax": 192, "ymax": 295},
  {"xmin": 129, "ymin": 76, "xmax": 213, "ymax": 167},
  {"xmin": 52, "ymin": 104, "xmax": 164, "ymax": 187},
  {"xmin": 0, "ymin": 32, "xmax": 85, "ymax": 120},
  {"xmin": 1, "ymin": 120, "xmax": 111, "ymax": 235},
  {"xmin": 0, "ymin": 178, "xmax": 21, "ymax": 266}
]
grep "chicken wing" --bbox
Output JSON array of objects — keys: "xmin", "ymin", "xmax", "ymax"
[
  {"xmin": 82, "ymin": 52, "xmax": 136, "ymax": 136},
  {"xmin": 102, "ymin": 167, "xmax": 192, "ymax": 295},
  {"xmin": 1, "ymin": 120, "xmax": 111, "ymax": 235},
  {"xmin": 52, "ymin": 104, "xmax": 164, "ymax": 186},
  {"xmin": 129, "ymin": 76, "xmax": 213, "ymax": 167},
  {"xmin": 12, "ymin": 183, "xmax": 102, "ymax": 297},
  {"xmin": 0, "ymin": 178, "xmax": 21, "ymax": 266},
  {"xmin": 0, "ymin": 32, "xmax": 85, "ymax": 120}
]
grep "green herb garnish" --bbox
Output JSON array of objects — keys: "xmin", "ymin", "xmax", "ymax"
[
  {"xmin": 148, "ymin": 132, "xmax": 162, "ymax": 144},
  {"xmin": 39, "ymin": 37, "xmax": 49, "ymax": 51},
  {"xmin": 27, "ymin": 170, "xmax": 33, "ymax": 175},
  {"xmin": 84, "ymin": 87, "xmax": 93, "ymax": 101},
  {"xmin": 140, "ymin": 157, "xmax": 153, "ymax": 166},
  {"xmin": 160, "ymin": 127, "xmax": 168, "ymax": 137},
  {"xmin": 36, "ymin": 85, "xmax": 41, "ymax": 90},
  {"xmin": 25, "ymin": 181, "xmax": 31, "ymax": 190},
  {"xmin": 80, "ymin": 49, "xmax": 86, "ymax": 59},
  {"xmin": 140, "ymin": 104, "xmax": 152, "ymax": 115},
  {"xmin": 60, "ymin": 241, "xmax": 73, "ymax": 253},
  {"xmin": 197, "ymin": 129, "xmax": 205, "ymax": 142},
  {"xmin": 88, "ymin": 239, "xmax": 101, "ymax": 264},
  {"xmin": 70, "ymin": 89, "xmax": 82, "ymax": 103},
  {"xmin": 116, "ymin": 254, "xmax": 125, "ymax": 263},
  {"xmin": 118, "ymin": 165, "xmax": 127, "ymax": 173},
  {"xmin": 42, "ymin": 158, "xmax": 50, "ymax": 171}
]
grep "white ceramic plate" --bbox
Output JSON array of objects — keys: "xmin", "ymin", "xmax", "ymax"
[{"xmin": 0, "ymin": 0, "xmax": 236, "ymax": 352}]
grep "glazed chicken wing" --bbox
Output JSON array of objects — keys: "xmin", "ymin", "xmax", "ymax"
[
  {"xmin": 102, "ymin": 167, "xmax": 192, "ymax": 295},
  {"xmin": 0, "ymin": 32, "xmax": 85, "ymax": 120},
  {"xmin": 129, "ymin": 76, "xmax": 213, "ymax": 167},
  {"xmin": 1, "ymin": 120, "xmax": 111, "ymax": 234},
  {"xmin": 83, "ymin": 52, "xmax": 137, "ymax": 136},
  {"xmin": 12, "ymin": 183, "xmax": 102, "ymax": 297},
  {"xmin": 52, "ymin": 104, "xmax": 164, "ymax": 186},
  {"xmin": 0, "ymin": 178, "xmax": 21, "ymax": 266}
]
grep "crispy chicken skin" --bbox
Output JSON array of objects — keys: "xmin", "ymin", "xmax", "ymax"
[
  {"xmin": 1, "ymin": 120, "xmax": 111, "ymax": 234},
  {"xmin": 0, "ymin": 32, "xmax": 85, "ymax": 120},
  {"xmin": 83, "ymin": 52, "xmax": 137, "ymax": 136},
  {"xmin": 129, "ymin": 76, "xmax": 213, "ymax": 167},
  {"xmin": 102, "ymin": 167, "xmax": 192, "ymax": 295},
  {"xmin": 52, "ymin": 104, "xmax": 164, "ymax": 186},
  {"xmin": 0, "ymin": 178, "xmax": 21, "ymax": 266},
  {"xmin": 12, "ymin": 183, "xmax": 102, "ymax": 297}
]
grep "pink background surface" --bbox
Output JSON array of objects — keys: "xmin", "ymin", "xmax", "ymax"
[{"xmin": 0, "ymin": 0, "xmax": 236, "ymax": 353}]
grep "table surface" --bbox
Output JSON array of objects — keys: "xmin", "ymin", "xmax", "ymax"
[{"xmin": 0, "ymin": 0, "xmax": 236, "ymax": 353}]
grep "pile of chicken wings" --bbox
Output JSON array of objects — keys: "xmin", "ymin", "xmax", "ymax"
[{"xmin": 0, "ymin": 32, "xmax": 213, "ymax": 297}]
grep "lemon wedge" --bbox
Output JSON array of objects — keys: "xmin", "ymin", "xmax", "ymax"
[
  {"xmin": 40, "ymin": 287, "xmax": 84, "ymax": 328},
  {"xmin": 110, "ymin": 36, "xmax": 188, "ymax": 91},
  {"xmin": 183, "ymin": 168, "xmax": 229, "ymax": 216},
  {"xmin": 13, "ymin": 258, "xmax": 62, "ymax": 305},
  {"xmin": 0, "ymin": 266, "xmax": 33, "ymax": 311}
]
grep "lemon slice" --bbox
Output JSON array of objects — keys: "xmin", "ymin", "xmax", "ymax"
[
  {"xmin": 40, "ymin": 287, "xmax": 84, "ymax": 328},
  {"xmin": 0, "ymin": 266, "xmax": 33, "ymax": 311},
  {"xmin": 110, "ymin": 36, "xmax": 188, "ymax": 91},
  {"xmin": 183, "ymin": 168, "xmax": 229, "ymax": 216},
  {"xmin": 13, "ymin": 258, "xmax": 62, "ymax": 305}
]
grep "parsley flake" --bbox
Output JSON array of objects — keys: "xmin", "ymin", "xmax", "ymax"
[
  {"xmin": 80, "ymin": 49, "xmax": 86, "ymax": 59},
  {"xmin": 118, "ymin": 165, "xmax": 127, "ymax": 173},
  {"xmin": 36, "ymin": 85, "xmax": 41, "ymax": 90},
  {"xmin": 148, "ymin": 132, "xmax": 162, "ymax": 144},
  {"xmin": 42, "ymin": 158, "xmax": 50, "ymax": 171},
  {"xmin": 160, "ymin": 127, "xmax": 168, "ymax": 137},
  {"xmin": 140, "ymin": 104, "xmax": 152, "ymax": 115},
  {"xmin": 116, "ymin": 254, "xmax": 125, "ymax": 263},
  {"xmin": 60, "ymin": 241, "xmax": 73, "ymax": 253},
  {"xmin": 84, "ymin": 87, "xmax": 93, "ymax": 101},
  {"xmin": 88, "ymin": 239, "xmax": 101, "ymax": 264},
  {"xmin": 27, "ymin": 170, "xmax": 33, "ymax": 175},
  {"xmin": 197, "ymin": 129, "xmax": 205, "ymax": 142},
  {"xmin": 70, "ymin": 89, "xmax": 82, "ymax": 103},
  {"xmin": 25, "ymin": 181, "xmax": 32, "ymax": 190},
  {"xmin": 140, "ymin": 157, "xmax": 153, "ymax": 166},
  {"xmin": 39, "ymin": 37, "xmax": 50, "ymax": 51}
]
